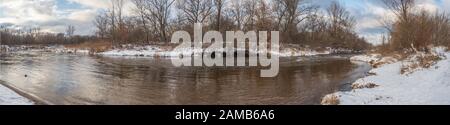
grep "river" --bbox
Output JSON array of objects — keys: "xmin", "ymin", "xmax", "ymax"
[{"xmin": 0, "ymin": 51, "xmax": 370, "ymax": 105}]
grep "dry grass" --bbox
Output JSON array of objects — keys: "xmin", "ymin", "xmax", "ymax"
[
  {"xmin": 64, "ymin": 40, "xmax": 112, "ymax": 53},
  {"xmin": 321, "ymin": 94, "xmax": 340, "ymax": 105},
  {"xmin": 367, "ymin": 71, "xmax": 377, "ymax": 76},
  {"xmin": 400, "ymin": 52, "xmax": 442, "ymax": 75},
  {"xmin": 352, "ymin": 82, "xmax": 379, "ymax": 89},
  {"xmin": 372, "ymin": 57, "xmax": 396, "ymax": 68}
]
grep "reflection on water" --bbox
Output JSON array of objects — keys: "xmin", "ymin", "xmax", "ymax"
[{"xmin": 0, "ymin": 52, "xmax": 370, "ymax": 105}]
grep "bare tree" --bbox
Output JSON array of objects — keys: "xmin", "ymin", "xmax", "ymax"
[
  {"xmin": 229, "ymin": 0, "xmax": 245, "ymax": 30},
  {"xmin": 273, "ymin": 0, "xmax": 315, "ymax": 31},
  {"xmin": 0, "ymin": 26, "xmax": 3, "ymax": 48},
  {"xmin": 284, "ymin": 0, "xmax": 302, "ymax": 31},
  {"xmin": 273, "ymin": 0, "xmax": 287, "ymax": 30},
  {"xmin": 328, "ymin": 1, "xmax": 355, "ymax": 32},
  {"xmin": 272, "ymin": 0, "xmax": 316, "ymax": 43},
  {"xmin": 177, "ymin": 0, "xmax": 214, "ymax": 24},
  {"xmin": 132, "ymin": 0, "xmax": 150, "ymax": 42},
  {"xmin": 301, "ymin": 7, "xmax": 327, "ymax": 43},
  {"xmin": 108, "ymin": 0, "xmax": 125, "ymax": 44},
  {"xmin": 382, "ymin": 0, "xmax": 415, "ymax": 22},
  {"xmin": 133, "ymin": 0, "xmax": 175, "ymax": 42},
  {"xmin": 94, "ymin": 13, "xmax": 109, "ymax": 39},
  {"xmin": 66, "ymin": 25, "xmax": 76, "ymax": 37},
  {"xmin": 214, "ymin": 0, "xmax": 226, "ymax": 31},
  {"xmin": 242, "ymin": 0, "xmax": 258, "ymax": 31},
  {"xmin": 381, "ymin": 0, "xmax": 417, "ymax": 50},
  {"xmin": 328, "ymin": 1, "xmax": 354, "ymax": 32},
  {"xmin": 254, "ymin": 0, "xmax": 274, "ymax": 31},
  {"xmin": 327, "ymin": 1, "xmax": 356, "ymax": 48}
]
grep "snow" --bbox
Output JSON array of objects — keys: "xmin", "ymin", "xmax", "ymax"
[
  {"xmin": 99, "ymin": 45, "xmax": 194, "ymax": 57},
  {"xmin": 1, "ymin": 45, "xmax": 83, "ymax": 54},
  {"xmin": 0, "ymin": 45, "xmax": 9, "ymax": 52},
  {"xmin": 0, "ymin": 84, "xmax": 34, "ymax": 105},
  {"xmin": 52, "ymin": 48, "xmax": 90, "ymax": 54},
  {"xmin": 98, "ymin": 45, "xmax": 333, "ymax": 57},
  {"xmin": 350, "ymin": 54, "xmax": 381, "ymax": 63},
  {"xmin": 1, "ymin": 44, "xmax": 348, "ymax": 57},
  {"xmin": 272, "ymin": 48, "xmax": 330, "ymax": 57},
  {"xmin": 325, "ymin": 48, "xmax": 450, "ymax": 105}
]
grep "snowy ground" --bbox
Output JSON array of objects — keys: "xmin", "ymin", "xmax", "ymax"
[
  {"xmin": 350, "ymin": 54, "xmax": 381, "ymax": 63},
  {"xmin": 323, "ymin": 47, "xmax": 450, "ymax": 105},
  {"xmin": 2, "ymin": 44, "xmax": 341, "ymax": 57},
  {"xmin": 1, "ymin": 45, "xmax": 90, "ymax": 55},
  {"xmin": 98, "ymin": 45, "xmax": 333, "ymax": 57},
  {"xmin": 0, "ymin": 84, "xmax": 34, "ymax": 105}
]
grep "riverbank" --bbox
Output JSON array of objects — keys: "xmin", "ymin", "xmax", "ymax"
[
  {"xmin": 0, "ymin": 81, "xmax": 34, "ymax": 105},
  {"xmin": 1, "ymin": 43, "xmax": 366, "ymax": 57},
  {"xmin": 97, "ymin": 44, "xmax": 362, "ymax": 57},
  {"xmin": 0, "ymin": 45, "xmax": 90, "ymax": 55},
  {"xmin": 322, "ymin": 47, "xmax": 450, "ymax": 105}
]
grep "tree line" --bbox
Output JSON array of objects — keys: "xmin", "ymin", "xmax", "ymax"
[
  {"xmin": 1, "ymin": 0, "xmax": 372, "ymax": 51},
  {"xmin": 0, "ymin": 25, "xmax": 95, "ymax": 45},
  {"xmin": 94, "ymin": 0, "xmax": 371, "ymax": 50}
]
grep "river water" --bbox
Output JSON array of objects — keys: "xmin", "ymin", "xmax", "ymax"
[{"xmin": 0, "ymin": 51, "xmax": 370, "ymax": 105}]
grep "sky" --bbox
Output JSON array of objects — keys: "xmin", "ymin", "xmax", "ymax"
[
  {"xmin": 0, "ymin": 0, "xmax": 133, "ymax": 35},
  {"xmin": 1, "ymin": 0, "xmax": 449, "ymax": 45}
]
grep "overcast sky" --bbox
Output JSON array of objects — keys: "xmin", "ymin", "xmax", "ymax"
[{"xmin": 1, "ymin": 0, "xmax": 449, "ymax": 45}]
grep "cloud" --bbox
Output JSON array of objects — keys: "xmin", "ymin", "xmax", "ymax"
[
  {"xmin": 309, "ymin": 0, "xmax": 392, "ymax": 45},
  {"xmin": 67, "ymin": 0, "xmax": 135, "ymax": 15},
  {"xmin": 0, "ymin": 0, "xmax": 133, "ymax": 35},
  {"xmin": 67, "ymin": 0, "xmax": 110, "ymax": 9},
  {"xmin": 67, "ymin": 9, "xmax": 97, "ymax": 22},
  {"xmin": 415, "ymin": 0, "xmax": 439, "ymax": 13},
  {"xmin": 0, "ymin": 0, "xmax": 70, "ymax": 33},
  {"xmin": 0, "ymin": 0, "xmax": 58, "ymax": 24}
]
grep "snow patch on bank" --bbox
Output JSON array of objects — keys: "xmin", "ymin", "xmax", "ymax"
[
  {"xmin": 0, "ymin": 84, "xmax": 34, "ymax": 105},
  {"xmin": 272, "ymin": 47, "xmax": 330, "ymax": 57},
  {"xmin": 324, "ymin": 47, "xmax": 450, "ymax": 105},
  {"xmin": 99, "ymin": 46, "xmax": 196, "ymax": 57},
  {"xmin": 350, "ymin": 54, "xmax": 381, "ymax": 63},
  {"xmin": 1, "ymin": 45, "xmax": 90, "ymax": 55}
]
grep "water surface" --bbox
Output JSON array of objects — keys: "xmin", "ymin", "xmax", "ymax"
[{"xmin": 0, "ymin": 52, "xmax": 370, "ymax": 105}]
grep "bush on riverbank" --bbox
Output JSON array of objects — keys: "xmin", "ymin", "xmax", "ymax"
[{"xmin": 321, "ymin": 94, "xmax": 340, "ymax": 105}]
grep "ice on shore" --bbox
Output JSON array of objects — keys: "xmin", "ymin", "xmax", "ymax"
[{"xmin": 0, "ymin": 84, "xmax": 34, "ymax": 105}]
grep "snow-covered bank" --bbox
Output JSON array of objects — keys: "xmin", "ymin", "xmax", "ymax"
[
  {"xmin": 3, "ymin": 44, "xmax": 359, "ymax": 57},
  {"xmin": 322, "ymin": 47, "xmax": 450, "ymax": 105},
  {"xmin": 350, "ymin": 54, "xmax": 381, "ymax": 63},
  {"xmin": 98, "ymin": 45, "xmax": 336, "ymax": 57},
  {"xmin": 0, "ymin": 84, "xmax": 33, "ymax": 105},
  {"xmin": 1, "ymin": 45, "xmax": 90, "ymax": 55},
  {"xmin": 273, "ymin": 47, "xmax": 331, "ymax": 57},
  {"xmin": 0, "ymin": 45, "xmax": 9, "ymax": 52},
  {"xmin": 47, "ymin": 46, "xmax": 90, "ymax": 54},
  {"xmin": 99, "ymin": 45, "xmax": 186, "ymax": 57}
]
